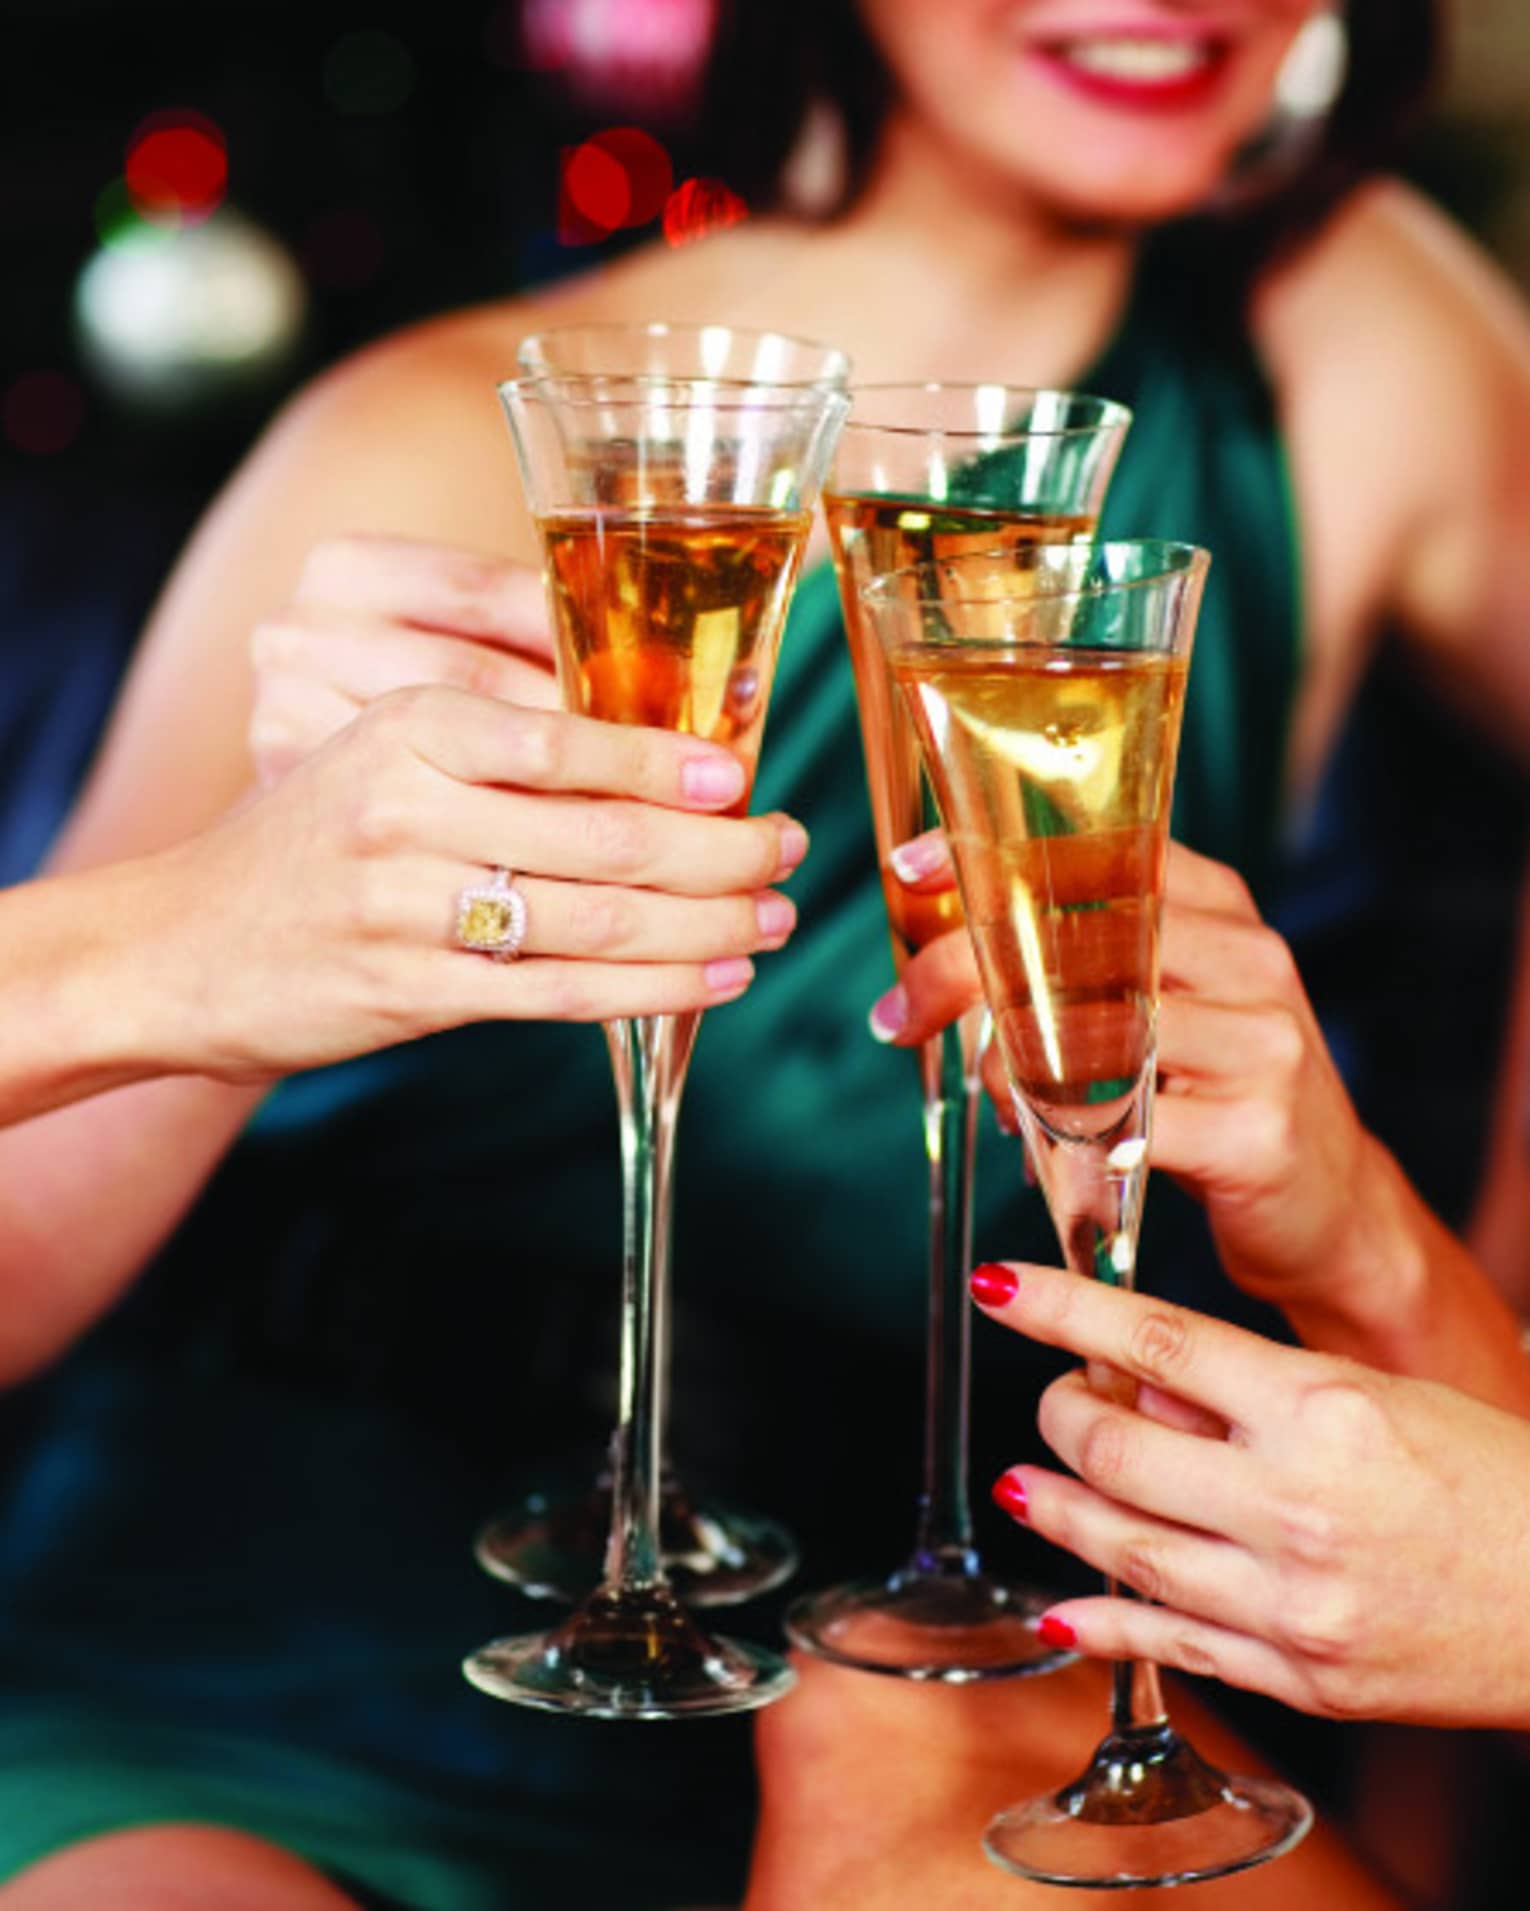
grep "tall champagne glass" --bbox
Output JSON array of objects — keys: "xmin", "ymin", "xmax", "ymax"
[
  {"xmin": 865, "ymin": 543, "xmax": 1313, "ymax": 1883},
  {"xmin": 463, "ymin": 374, "xmax": 848, "ymax": 1717},
  {"xmin": 788, "ymin": 386, "xmax": 1129, "ymax": 1681},
  {"xmin": 476, "ymin": 324, "xmax": 849, "ymax": 1611}
]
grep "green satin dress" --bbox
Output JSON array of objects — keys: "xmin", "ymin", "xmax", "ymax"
[{"xmin": 0, "ymin": 232, "xmax": 1297, "ymax": 1909}]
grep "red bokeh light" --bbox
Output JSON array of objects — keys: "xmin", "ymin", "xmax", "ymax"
[
  {"xmin": 3, "ymin": 372, "xmax": 87, "ymax": 457},
  {"xmin": 523, "ymin": 0, "xmax": 716, "ymax": 111},
  {"xmin": 124, "ymin": 110, "xmax": 227, "ymax": 225},
  {"xmin": 559, "ymin": 128, "xmax": 674, "ymax": 245},
  {"xmin": 663, "ymin": 177, "xmax": 748, "ymax": 248}
]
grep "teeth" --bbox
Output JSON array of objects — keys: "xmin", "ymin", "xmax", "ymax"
[{"xmin": 1060, "ymin": 38, "xmax": 1210, "ymax": 81}]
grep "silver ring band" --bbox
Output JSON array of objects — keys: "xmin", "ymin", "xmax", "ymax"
[{"xmin": 455, "ymin": 866, "xmax": 528, "ymax": 962}]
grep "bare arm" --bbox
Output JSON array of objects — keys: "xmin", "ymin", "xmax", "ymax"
[{"xmin": 0, "ymin": 313, "xmax": 545, "ymax": 1372}]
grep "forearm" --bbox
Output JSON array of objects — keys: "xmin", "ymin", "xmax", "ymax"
[
  {"xmin": 0, "ymin": 859, "xmax": 260, "ymax": 1384},
  {"xmin": 1278, "ymin": 1137, "xmax": 1530, "ymax": 1416}
]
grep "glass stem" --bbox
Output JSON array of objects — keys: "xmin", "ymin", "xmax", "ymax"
[
  {"xmin": 912, "ymin": 1003, "xmax": 987, "ymax": 1575},
  {"xmin": 603, "ymin": 1011, "xmax": 700, "ymax": 1593},
  {"xmin": 1020, "ymin": 1060, "xmax": 1166, "ymax": 1737}
]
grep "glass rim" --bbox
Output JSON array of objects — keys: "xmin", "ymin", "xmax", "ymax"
[
  {"xmin": 514, "ymin": 321, "xmax": 852, "ymax": 386},
  {"xmin": 498, "ymin": 372, "xmax": 852, "ymax": 414},
  {"xmin": 860, "ymin": 539, "xmax": 1210, "ymax": 611},
  {"xmin": 842, "ymin": 384, "xmax": 1132, "ymax": 440}
]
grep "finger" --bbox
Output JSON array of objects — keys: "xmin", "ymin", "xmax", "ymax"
[
  {"xmin": 422, "ymin": 946, "xmax": 758, "ymax": 1023},
  {"xmin": 1163, "ymin": 840, "xmax": 1260, "ymax": 921},
  {"xmin": 968, "ymin": 1260, "xmax": 1303, "ymax": 1430},
  {"xmin": 374, "ymin": 685, "xmax": 761, "ymax": 813},
  {"xmin": 1149, "ymin": 1092, "xmax": 1293, "ymax": 1194},
  {"xmin": 249, "ymin": 675, "xmax": 360, "ymax": 787},
  {"xmin": 869, "ymin": 928, "xmax": 983, "ymax": 1045},
  {"xmin": 1033, "ymin": 1596, "xmax": 1311, "ymax": 1714},
  {"xmin": 435, "ymin": 868, "xmax": 797, "ymax": 963},
  {"xmin": 253, "ymin": 612, "xmax": 558, "ymax": 712},
  {"xmin": 1034, "ymin": 1368, "xmax": 1258, "ymax": 1542},
  {"xmin": 1156, "ymin": 995, "xmax": 1308, "ymax": 1093},
  {"xmin": 423, "ymin": 783, "xmax": 803, "ymax": 898},
  {"xmin": 993, "ymin": 1464, "xmax": 1264, "ymax": 1635},
  {"xmin": 294, "ymin": 535, "xmax": 553, "ymax": 656},
  {"xmin": 1160, "ymin": 902, "xmax": 1306, "ymax": 1008},
  {"xmin": 887, "ymin": 828, "xmax": 956, "ymax": 893},
  {"xmin": 1136, "ymin": 1382, "xmax": 1229, "ymax": 1439}
]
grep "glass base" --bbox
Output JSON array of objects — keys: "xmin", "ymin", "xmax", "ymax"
[
  {"xmin": 474, "ymin": 1480, "xmax": 798, "ymax": 1608},
  {"xmin": 983, "ymin": 1724, "xmax": 1314, "ymax": 1888},
  {"xmin": 463, "ymin": 1584, "xmax": 797, "ymax": 1720},
  {"xmin": 785, "ymin": 1564, "xmax": 1073, "ymax": 1682}
]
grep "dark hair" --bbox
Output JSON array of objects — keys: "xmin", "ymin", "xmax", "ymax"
[{"xmin": 692, "ymin": 1, "xmax": 1440, "ymax": 277}]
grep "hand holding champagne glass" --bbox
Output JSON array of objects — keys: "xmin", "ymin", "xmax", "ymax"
[
  {"xmin": 863, "ymin": 542, "xmax": 1313, "ymax": 1886},
  {"xmin": 463, "ymin": 368, "xmax": 847, "ymax": 1718}
]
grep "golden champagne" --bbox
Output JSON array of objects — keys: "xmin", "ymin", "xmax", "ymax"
[
  {"xmin": 541, "ymin": 506, "xmax": 810, "ymax": 803},
  {"xmin": 891, "ymin": 645, "xmax": 1188, "ymax": 1139},
  {"xmin": 825, "ymin": 494, "xmax": 1094, "ymax": 965}
]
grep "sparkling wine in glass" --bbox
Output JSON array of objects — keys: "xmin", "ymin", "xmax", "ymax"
[
  {"xmin": 865, "ymin": 542, "xmax": 1313, "ymax": 1883},
  {"xmin": 462, "ymin": 373, "xmax": 847, "ymax": 1718},
  {"xmin": 786, "ymin": 387, "xmax": 1129, "ymax": 1681},
  {"xmin": 473, "ymin": 324, "xmax": 849, "ymax": 1612}
]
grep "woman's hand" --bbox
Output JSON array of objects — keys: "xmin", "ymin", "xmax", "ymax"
[
  {"xmin": 248, "ymin": 535, "xmax": 559, "ymax": 787},
  {"xmin": 143, "ymin": 684, "xmax": 805, "ymax": 1081},
  {"xmin": 871, "ymin": 835, "xmax": 1381, "ymax": 1315},
  {"xmin": 972, "ymin": 1260, "xmax": 1530, "ymax": 1729}
]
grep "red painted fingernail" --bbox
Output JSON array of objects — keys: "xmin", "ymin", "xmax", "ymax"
[
  {"xmin": 1038, "ymin": 1613, "xmax": 1078, "ymax": 1650},
  {"xmin": 970, "ymin": 1262, "xmax": 1019, "ymax": 1307},
  {"xmin": 991, "ymin": 1472, "xmax": 1028, "ymax": 1522}
]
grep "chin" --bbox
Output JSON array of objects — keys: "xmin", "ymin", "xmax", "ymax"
[{"xmin": 1027, "ymin": 156, "xmax": 1237, "ymax": 229}]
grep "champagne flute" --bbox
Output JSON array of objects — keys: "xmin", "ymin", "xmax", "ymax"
[
  {"xmin": 463, "ymin": 372, "xmax": 847, "ymax": 1717},
  {"xmin": 787, "ymin": 385, "xmax": 1129, "ymax": 1680},
  {"xmin": 475, "ymin": 323, "xmax": 849, "ymax": 1611},
  {"xmin": 864, "ymin": 543, "xmax": 1314, "ymax": 1883}
]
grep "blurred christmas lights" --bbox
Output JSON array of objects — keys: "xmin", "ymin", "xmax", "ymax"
[
  {"xmin": 520, "ymin": 0, "xmax": 715, "ymax": 112},
  {"xmin": 75, "ymin": 209, "xmax": 306, "ymax": 406},
  {"xmin": 663, "ymin": 177, "xmax": 748, "ymax": 247},
  {"xmin": 559, "ymin": 126, "xmax": 673, "ymax": 243},
  {"xmin": 124, "ymin": 110, "xmax": 227, "ymax": 226}
]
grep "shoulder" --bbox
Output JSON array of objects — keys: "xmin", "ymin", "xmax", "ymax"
[{"xmin": 1252, "ymin": 177, "xmax": 1530, "ymax": 454}]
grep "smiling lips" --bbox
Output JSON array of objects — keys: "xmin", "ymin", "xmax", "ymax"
[{"xmin": 1030, "ymin": 33, "xmax": 1232, "ymax": 108}]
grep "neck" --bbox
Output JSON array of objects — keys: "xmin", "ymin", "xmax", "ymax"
[{"xmin": 838, "ymin": 106, "xmax": 1134, "ymax": 298}]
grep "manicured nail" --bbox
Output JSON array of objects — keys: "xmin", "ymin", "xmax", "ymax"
[
  {"xmin": 755, "ymin": 893, "xmax": 796, "ymax": 943},
  {"xmin": 704, "ymin": 956, "xmax": 754, "ymax": 997},
  {"xmin": 1038, "ymin": 1613, "xmax": 1078, "ymax": 1651},
  {"xmin": 868, "ymin": 985, "xmax": 908, "ymax": 1043},
  {"xmin": 991, "ymin": 1472, "xmax": 1029, "ymax": 1522},
  {"xmin": 970, "ymin": 1262, "xmax": 1019, "ymax": 1308},
  {"xmin": 889, "ymin": 832, "xmax": 949, "ymax": 885},
  {"xmin": 680, "ymin": 753, "xmax": 746, "ymax": 806},
  {"xmin": 775, "ymin": 821, "xmax": 809, "ymax": 878}
]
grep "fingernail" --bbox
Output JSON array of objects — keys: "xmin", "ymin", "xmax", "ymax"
[
  {"xmin": 680, "ymin": 754, "xmax": 746, "ymax": 806},
  {"xmin": 889, "ymin": 833, "xmax": 948, "ymax": 885},
  {"xmin": 775, "ymin": 821, "xmax": 809, "ymax": 878},
  {"xmin": 704, "ymin": 956, "xmax": 754, "ymax": 997},
  {"xmin": 755, "ymin": 893, "xmax": 796, "ymax": 943},
  {"xmin": 991, "ymin": 1472, "xmax": 1028, "ymax": 1522},
  {"xmin": 868, "ymin": 985, "xmax": 908, "ymax": 1043},
  {"xmin": 970, "ymin": 1262, "xmax": 1019, "ymax": 1307},
  {"xmin": 994, "ymin": 1096, "xmax": 1021, "ymax": 1136},
  {"xmin": 1038, "ymin": 1613, "xmax": 1078, "ymax": 1651}
]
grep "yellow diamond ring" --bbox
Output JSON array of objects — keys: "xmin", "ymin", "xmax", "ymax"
[{"xmin": 454, "ymin": 867, "xmax": 528, "ymax": 962}]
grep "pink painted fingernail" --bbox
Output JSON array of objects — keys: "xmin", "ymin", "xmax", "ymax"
[
  {"xmin": 868, "ymin": 985, "xmax": 908, "ymax": 1043},
  {"xmin": 680, "ymin": 754, "xmax": 746, "ymax": 806},
  {"xmin": 704, "ymin": 957, "xmax": 754, "ymax": 997},
  {"xmin": 970, "ymin": 1262, "xmax": 1019, "ymax": 1307},
  {"xmin": 889, "ymin": 832, "xmax": 949, "ymax": 885},
  {"xmin": 775, "ymin": 821, "xmax": 809, "ymax": 877},
  {"xmin": 991, "ymin": 1472, "xmax": 1029, "ymax": 1522},
  {"xmin": 1038, "ymin": 1613, "xmax": 1078, "ymax": 1650},
  {"xmin": 755, "ymin": 893, "xmax": 796, "ymax": 942}
]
